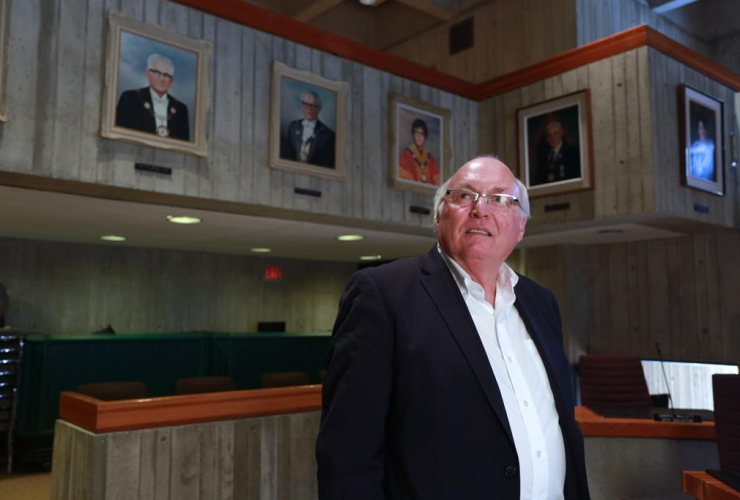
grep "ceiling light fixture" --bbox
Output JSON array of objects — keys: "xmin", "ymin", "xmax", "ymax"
[
  {"xmin": 359, "ymin": 0, "xmax": 377, "ymax": 5},
  {"xmin": 99, "ymin": 235, "xmax": 127, "ymax": 242},
  {"xmin": 250, "ymin": 247, "xmax": 272, "ymax": 253},
  {"xmin": 360, "ymin": 255, "xmax": 382, "ymax": 261},
  {"xmin": 337, "ymin": 234, "xmax": 364, "ymax": 242},
  {"xmin": 166, "ymin": 215, "xmax": 202, "ymax": 224}
]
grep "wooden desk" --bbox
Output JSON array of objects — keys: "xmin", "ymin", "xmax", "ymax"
[
  {"xmin": 683, "ymin": 471, "xmax": 740, "ymax": 500},
  {"xmin": 576, "ymin": 407, "xmax": 719, "ymax": 500}
]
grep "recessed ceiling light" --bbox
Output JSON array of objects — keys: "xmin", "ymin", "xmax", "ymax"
[
  {"xmin": 337, "ymin": 234, "xmax": 364, "ymax": 242},
  {"xmin": 359, "ymin": 0, "xmax": 377, "ymax": 5},
  {"xmin": 359, "ymin": 255, "xmax": 382, "ymax": 261},
  {"xmin": 250, "ymin": 247, "xmax": 272, "ymax": 253},
  {"xmin": 99, "ymin": 235, "xmax": 127, "ymax": 242},
  {"xmin": 166, "ymin": 215, "xmax": 202, "ymax": 224}
]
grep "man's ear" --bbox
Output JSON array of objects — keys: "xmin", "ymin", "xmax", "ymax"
[{"xmin": 516, "ymin": 215, "xmax": 527, "ymax": 243}]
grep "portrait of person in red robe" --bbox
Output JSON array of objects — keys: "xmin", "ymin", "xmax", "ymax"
[{"xmin": 398, "ymin": 118, "xmax": 441, "ymax": 186}]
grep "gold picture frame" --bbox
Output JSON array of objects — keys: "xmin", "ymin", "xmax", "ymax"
[
  {"xmin": 270, "ymin": 61, "xmax": 348, "ymax": 181},
  {"xmin": 389, "ymin": 94, "xmax": 451, "ymax": 194},
  {"xmin": 517, "ymin": 90, "xmax": 594, "ymax": 198},
  {"xmin": 101, "ymin": 11, "xmax": 212, "ymax": 157},
  {"xmin": 679, "ymin": 84, "xmax": 724, "ymax": 196}
]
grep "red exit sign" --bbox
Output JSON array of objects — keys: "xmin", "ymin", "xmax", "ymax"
[{"xmin": 264, "ymin": 264, "xmax": 283, "ymax": 281}]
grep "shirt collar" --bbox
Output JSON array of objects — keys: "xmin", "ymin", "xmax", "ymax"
[
  {"xmin": 437, "ymin": 243, "xmax": 519, "ymax": 310},
  {"xmin": 302, "ymin": 119, "xmax": 317, "ymax": 127},
  {"xmin": 149, "ymin": 87, "xmax": 169, "ymax": 105}
]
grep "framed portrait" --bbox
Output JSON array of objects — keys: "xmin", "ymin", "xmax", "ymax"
[
  {"xmin": 679, "ymin": 84, "xmax": 724, "ymax": 195},
  {"xmin": 101, "ymin": 12, "xmax": 212, "ymax": 157},
  {"xmin": 389, "ymin": 94, "xmax": 451, "ymax": 194},
  {"xmin": 0, "ymin": 0, "xmax": 11, "ymax": 122},
  {"xmin": 517, "ymin": 90, "xmax": 593, "ymax": 198},
  {"xmin": 269, "ymin": 61, "xmax": 348, "ymax": 181}
]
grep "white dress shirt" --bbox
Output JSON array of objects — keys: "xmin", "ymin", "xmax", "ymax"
[
  {"xmin": 301, "ymin": 119, "xmax": 317, "ymax": 156},
  {"xmin": 439, "ymin": 247, "xmax": 566, "ymax": 500},
  {"xmin": 149, "ymin": 88, "xmax": 169, "ymax": 129}
]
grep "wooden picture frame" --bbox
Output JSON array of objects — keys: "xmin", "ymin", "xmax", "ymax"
[
  {"xmin": 0, "ymin": 0, "xmax": 11, "ymax": 122},
  {"xmin": 389, "ymin": 94, "xmax": 451, "ymax": 194},
  {"xmin": 101, "ymin": 11, "xmax": 212, "ymax": 157},
  {"xmin": 678, "ymin": 84, "xmax": 724, "ymax": 196},
  {"xmin": 517, "ymin": 90, "xmax": 593, "ymax": 198},
  {"xmin": 269, "ymin": 61, "xmax": 348, "ymax": 181}
]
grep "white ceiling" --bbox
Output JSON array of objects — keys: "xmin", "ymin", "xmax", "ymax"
[{"xmin": 0, "ymin": 185, "xmax": 688, "ymax": 262}]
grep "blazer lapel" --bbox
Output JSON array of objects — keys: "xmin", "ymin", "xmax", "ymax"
[{"xmin": 419, "ymin": 249, "xmax": 515, "ymax": 447}]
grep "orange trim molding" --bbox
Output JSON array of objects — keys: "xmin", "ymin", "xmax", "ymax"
[
  {"xmin": 575, "ymin": 406, "xmax": 716, "ymax": 441},
  {"xmin": 173, "ymin": 2, "xmax": 740, "ymax": 99},
  {"xmin": 683, "ymin": 471, "xmax": 740, "ymax": 500},
  {"xmin": 173, "ymin": 0, "xmax": 479, "ymax": 100},
  {"xmin": 59, "ymin": 385, "xmax": 322, "ymax": 433}
]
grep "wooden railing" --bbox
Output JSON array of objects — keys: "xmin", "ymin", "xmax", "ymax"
[{"xmin": 59, "ymin": 385, "xmax": 322, "ymax": 433}]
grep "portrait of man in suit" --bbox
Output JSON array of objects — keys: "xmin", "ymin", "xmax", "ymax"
[
  {"xmin": 530, "ymin": 115, "xmax": 582, "ymax": 187},
  {"xmin": 115, "ymin": 53, "xmax": 190, "ymax": 141},
  {"xmin": 280, "ymin": 89, "xmax": 336, "ymax": 168},
  {"xmin": 317, "ymin": 156, "xmax": 591, "ymax": 499}
]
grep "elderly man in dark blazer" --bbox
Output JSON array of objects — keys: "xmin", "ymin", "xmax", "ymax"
[
  {"xmin": 115, "ymin": 53, "xmax": 190, "ymax": 141},
  {"xmin": 316, "ymin": 156, "xmax": 590, "ymax": 500},
  {"xmin": 280, "ymin": 90, "xmax": 335, "ymax": 168}
]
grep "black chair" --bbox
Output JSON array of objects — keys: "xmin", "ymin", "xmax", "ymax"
[
  {"xmin": 260, "ymin": 371, "xmax": 310, "ymax": 388},
  {"xmin": 175, "ymin": 376, "xmax": 236, "ymax": 395},
  {"xmin": 76, "ymin": 381, "xmax": 148, "ymax": 401},
  {"xmin": 713, "ymin": 374, "xmax": 740, "ymax": 471},
  {"xmin": 578, "ymin": 355, "xmax": 652, "ymax": 409}
]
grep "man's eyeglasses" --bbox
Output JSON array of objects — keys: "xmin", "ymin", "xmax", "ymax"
[
  {"xmin": 446, "ymin": 189, "xmax": 520, "ymax": 210},
  {"xmin": 301, "ymin": 101, "xmax": 320, "ymax": 110},
  {"xmin": 148, "ymin": 69, "xmax": 173, "ymax": 80}
]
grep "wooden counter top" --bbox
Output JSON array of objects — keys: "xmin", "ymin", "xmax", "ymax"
[
  {"xmin": 683, "ymin": 471, "xmax": 740, "ymax": 500},
  {"xmin": 59, "ymin": 385, "xmax": 322, "ymax": 433},
  {"xmin": 576, "ymin": 406, "xmax": 716, "ymax": 440}
]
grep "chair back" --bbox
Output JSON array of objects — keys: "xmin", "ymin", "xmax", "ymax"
[
  {"xmin": 713, "ymin": 374, "xmax": 740, "ymax": 471},
  {"xmin": 579, "ymin": 355, "xmax": 652, "ymax": 408},
  {"xmin": 176, "ymin": 376, "xmax": 235, "ymax": 395},
  {"xmin": 260, "ymin": 371, "xmax": 310, "ymax": 388},
  {"xmin": 76, "ymin": 381, "xmax": 147, "ymax": 401}
]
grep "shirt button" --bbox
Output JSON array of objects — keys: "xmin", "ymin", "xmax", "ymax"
[
  {"xmin": 523, "ymin": 400, "xmax": 529, "ymax": 407},
  {"xmin": 537, "ymin": 450, "xmax": 542, "ymax": 458},
  {"xmin": 504, "ymin": 465, "xmax": 518, "ymax": 478},
  {"xmin": 507, "ymin": 356, "xmax": 513, "ymax": 363}
]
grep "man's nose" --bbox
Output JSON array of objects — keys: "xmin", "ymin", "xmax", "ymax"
[{"xmin": 470, "ymin": 196, "xmax": 491, "ymax": 217}]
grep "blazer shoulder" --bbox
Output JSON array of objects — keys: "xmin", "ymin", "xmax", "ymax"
[{"xmin": 514, "ymin": 273, "xmax": 556, "ymax": 302}]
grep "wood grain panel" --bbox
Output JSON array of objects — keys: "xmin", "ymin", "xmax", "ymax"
[{"xmin": 0, "ymin": 237, "xmax": 354, "ymax": 334}]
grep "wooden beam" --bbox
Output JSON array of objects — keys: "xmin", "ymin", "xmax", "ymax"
[
  {"xmin": 174, "ymin": 0, "xmax": 479, "ymax": 99},
  {"xmin": 394, "ymin": 0, "xmax": 457, "ymax": 21},
  {"xmin": 293, "ymin": 0, "xmax": 346, "ymax": 23}
]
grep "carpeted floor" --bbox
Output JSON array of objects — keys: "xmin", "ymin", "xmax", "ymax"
[{"xmin": 0, "ymin": 472, "xmax": 51, "ymax": 500}]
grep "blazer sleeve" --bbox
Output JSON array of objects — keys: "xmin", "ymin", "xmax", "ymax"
[{"xmin": 316, "ymin": 270, "xmax": 394, "ymax": 500}]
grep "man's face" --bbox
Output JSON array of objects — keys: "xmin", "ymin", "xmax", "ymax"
[
  {"xmin": 413, "ymin": 128, "xmax": 426, "ymax": 148},
  {"xmin": 436, "ymin": 158, "xmax": 526, "ymax": 269},
  {"xmin": 147, "ymin": 60, "xmax": 174, "ymax": 97},
  {"xmin": 301, "ymin": 94, "xmax": 320, "ymax": 121},
  {"xmin": 546, "ymin": 123, "xmax": 563, "ymax": 148},
  {"xmin": 698, "ymin": 120, "xmax": 707, "ymax": 140}
]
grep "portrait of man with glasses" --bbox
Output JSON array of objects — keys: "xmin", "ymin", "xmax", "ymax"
[
  {"xmin": 317, "ymin": 156, "xmax": 590, "ymax": 500},
  {"xmin": 115, "ymin": 52, "xmax": 191, "ymax": 141},
  {"xmin": 280, "ymin": 89, "xmax": 336, "ymax": 168}
]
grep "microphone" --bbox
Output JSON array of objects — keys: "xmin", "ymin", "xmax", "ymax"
[
  {"xmin": 654, "ymin": 342, "xmax": 674, "ymax": 415},
  {"xmin": 651, "ymin": 343, "xmax": 703, "ymax": 422}
]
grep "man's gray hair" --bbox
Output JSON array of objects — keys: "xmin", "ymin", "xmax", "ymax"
[
  {"xmin": 431, "ymin": 155, "xmax": 532, "ymax": 229},
  {"xmin": 546, "ymin": 120, "xmax": 563, "ymax": 132},
  {"xmin": 147, "ymin": 53, "xmax": 175, "ymax": 75},
  {"xmin": 301, "ymin": 90, "xmax": 322, "ymax": 109}
]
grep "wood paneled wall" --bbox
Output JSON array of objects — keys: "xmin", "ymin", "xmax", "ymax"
[
  {"xmin": 0, "ymin": 0, "xmax": 477, "ymax": 229},
  {"xmin": 575, "ymin": 232, "xmax": 740, "ymax": 364},
  {"xmin": 575, "ymin": 0, "xmax": 709, "ymax": 55},
  {"xmin": 710, "ymin": 32, "xmax": 740, "ymax": 74},
  {"xmin": 387, "ymin": 0, "xmax": 577, "ymax": 83},
  {"xmin": 649, "ymin": 50, "xmax": 738, "ymax": 228},
  {"xmin": 0, "ymin": 237, "xmax": 354, "ymax": 334},
  {"xmin": 51, "ymin": 411, "xmax": 321, "ymax": 500},
  {"xmin": 479, "ymin": 47, "xmax": 655, "ymax": 228}
]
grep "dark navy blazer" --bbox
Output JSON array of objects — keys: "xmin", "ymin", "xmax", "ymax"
[{"xmin": 316, "ymin": 247, "xmax": 590, "ymax": 500}]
